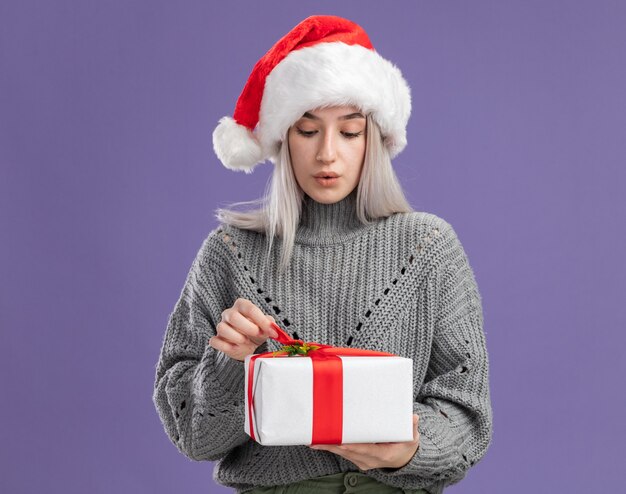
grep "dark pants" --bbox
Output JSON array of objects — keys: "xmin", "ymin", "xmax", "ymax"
[{"xmin": 241, "ymin": 471, "xmax": 429, "ymax": 494}]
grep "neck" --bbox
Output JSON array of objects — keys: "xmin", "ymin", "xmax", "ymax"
[{"xmin": 294, "ymin": 189, "xmax": 373, "ymax": 246}]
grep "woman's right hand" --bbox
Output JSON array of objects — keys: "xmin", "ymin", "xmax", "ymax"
[{"xmin": 208, "ymin": 298, "xmax": 279, "ymax": 362}]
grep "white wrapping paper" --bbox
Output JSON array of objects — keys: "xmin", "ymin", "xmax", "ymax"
[{"xmin": 244, "ymin": 355, "xmax": 414, "ymax": 446}]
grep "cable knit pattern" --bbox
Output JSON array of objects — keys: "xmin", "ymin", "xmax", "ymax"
[{"xmin": 152, "ymin": 190, "xmax": 493, "ymax": 494}]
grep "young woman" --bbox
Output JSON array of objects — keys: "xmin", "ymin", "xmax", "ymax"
[{"xmin": 153, "ymin": 15, "xmax": 493, "ymax": 494}]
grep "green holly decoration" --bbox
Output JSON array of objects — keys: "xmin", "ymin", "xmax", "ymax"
[{"xmin": 272, "ymin": 342, "xmax": 321, "ymax": 357}]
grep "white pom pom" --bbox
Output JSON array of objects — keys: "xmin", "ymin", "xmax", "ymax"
[{"xmin": 212, "ymin": 116, "xmax": 265, "ymax": 174}]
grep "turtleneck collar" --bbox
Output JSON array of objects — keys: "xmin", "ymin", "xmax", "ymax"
[{"xmin": 294, "ymin": 189, "xmax": 377, "ymax": 246}]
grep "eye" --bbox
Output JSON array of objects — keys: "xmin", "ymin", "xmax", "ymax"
[
  {"xmin": 342, "ymin": 131, "xmax": 363, "ymax": 139},
  {"xmin": 296, "ymin": 128, "xmax": 316, "ymax": 137}
]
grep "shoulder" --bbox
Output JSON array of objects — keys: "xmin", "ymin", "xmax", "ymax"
[
  {"xmin": 390, "ymin": 210, "xmax": 459, "ymax": 246},
  {"xmin": 186, "ymin": 224, "xmax": 234, "ymax": 278},
  {"xmin": 209, "ymin": 222, "xmax": 265, "ymax": 253},
  {"xmin": 389, "ymin": 210, "xmax": 469, "ymax": 270},
  {"xmin": 191, "ymin": 222, "xmax": 262, "ymax": 275}
]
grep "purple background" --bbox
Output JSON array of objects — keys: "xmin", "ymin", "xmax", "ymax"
[{"xmin": 1, "ymin": 1, "xmax": 625, "ymax": 493}]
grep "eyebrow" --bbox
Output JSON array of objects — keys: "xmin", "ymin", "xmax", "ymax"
[{"xmin": 301, "ymin": 111, "xmax": 365, "ymax": 121}]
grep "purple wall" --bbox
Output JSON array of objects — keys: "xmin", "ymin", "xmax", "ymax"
[{"xmin": 1, "ymin": 1, "xmax": 624, "ymax": 493}]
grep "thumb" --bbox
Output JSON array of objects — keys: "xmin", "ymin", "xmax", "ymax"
[{"xmin": 413, "ymin": 414, "xmax": 419, "ymax": 441}]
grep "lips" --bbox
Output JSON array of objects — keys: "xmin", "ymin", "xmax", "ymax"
[{"xmin": 314, "ymin": 172, "xmax": 339, "ymax": 178}]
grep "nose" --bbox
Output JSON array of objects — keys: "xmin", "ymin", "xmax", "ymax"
[{"xmin": 317, "ymin": 130, "xmax": 337, "ymax": 164}]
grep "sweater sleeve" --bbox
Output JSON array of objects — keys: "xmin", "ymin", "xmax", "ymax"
[
  {"xmin": 369, "ymin": 224, "xmax": 493, "ymax": 489},
  {"xmin": 152, "ymin": 235, "xmax": 252, "ymax": 462}
]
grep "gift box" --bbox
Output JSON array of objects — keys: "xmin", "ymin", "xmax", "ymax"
[{"xmin": 244, "ymin": 323, "xmax": 414, "ymax": 446}]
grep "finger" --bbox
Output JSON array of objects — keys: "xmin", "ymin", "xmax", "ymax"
[
  {"xmin": 336, "ymin": 442, "xmax": 379, "ymax": 456},
  {"xmin": 259, "ymin": 314, "xmax": 278, "ymax": 337},
  {"xmin": 226, "ymin": 310, "xmax": 273, "ymax": 340},
  {"xmin": 216, "ymin": 321, "xmax": 250, "ymax": 345},
  {"xmin": 208, "ymin": 335, "xmax": 237, "ymax": 352},
  {"xmin": 414, "ymin": 414, "xmax": 420, "ymax": 448},
  {"xmin": 310, "ymin": 444, "xmax": 351, "ymax": 459},
  {"xmin": 235, "ymin": 298, "xmax": 278, "ymax": 337},
  {"xmin": 310, "ymin": 444, "xmax": 338, "ymax": 452}
]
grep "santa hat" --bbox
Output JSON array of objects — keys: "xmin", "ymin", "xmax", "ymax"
[{"xmin": 212, "ymin": 15, "xmax": 412, "ymax": 174}]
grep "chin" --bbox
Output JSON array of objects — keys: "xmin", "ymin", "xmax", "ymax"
[{"xmin": 306, "ymin": 188, "xmax": 349, "ymax": 204}]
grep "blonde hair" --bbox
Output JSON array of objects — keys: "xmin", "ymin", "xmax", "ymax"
[{"xmin": 215, "ymin": 113, "xmax": 414, "ymax": 274}]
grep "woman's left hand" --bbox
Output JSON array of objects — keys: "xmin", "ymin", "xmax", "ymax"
[{"xmin": 308, "ymin": 414, "xmax": 420, "ymax": 471}]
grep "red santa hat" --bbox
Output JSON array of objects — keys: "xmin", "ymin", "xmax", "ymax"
[{"xmin": 212, "ymin": 15, "xmax": 412, "ymax": 173}]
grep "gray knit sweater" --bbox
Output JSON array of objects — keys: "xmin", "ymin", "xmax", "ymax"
[{"xmin": 152, "ymin": 190, "xmax": 493, "ymax": 494}]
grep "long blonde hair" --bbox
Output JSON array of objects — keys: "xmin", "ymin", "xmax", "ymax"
[{"xmin": 215, "ymin": 113, "xmax": 414, "ymax": 274}]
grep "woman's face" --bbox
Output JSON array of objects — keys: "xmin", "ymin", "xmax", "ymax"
[{"xmin": 287, "ymin": 105, "xmax": 367, "ymax": 204}]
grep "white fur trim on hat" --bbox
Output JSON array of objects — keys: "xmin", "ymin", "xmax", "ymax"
[{"xmin": 257, "ymin": 42, "xmax": 412, "ymax": 160}]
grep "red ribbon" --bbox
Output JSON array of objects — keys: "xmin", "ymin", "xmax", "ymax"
[{"xmin": 246, "ymin": 322, "xmax": 396, "ymax": 444}]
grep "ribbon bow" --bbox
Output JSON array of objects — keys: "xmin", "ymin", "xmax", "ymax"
[{"xmin": 246, "ymin": 322, "xmax": 396, "ymax": 444}]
